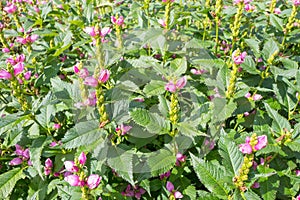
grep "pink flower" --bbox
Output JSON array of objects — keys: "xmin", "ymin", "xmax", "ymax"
[
  {"xmin": 296, "ymin": 169, "xmax": 300, "ymax": 176},
  {"xmin": 24, "ymin": 71, "xmax": 32, "ymax": 80},
  {"xmin": 15, "ymin": 144, "xmax": 24, "ymax": 156},
  {"xmin": 175, "ymin": 76, "xmax": 187, "ymax": 90},
  {"xmin": 79, "ymin": 68, "xmax": 89, "ymax": 79},
  {"xmin": 204, "ymin": 139, "xmax": 215, "ymax": 150},
  {"xmin": 45, "ymin": 158, "xmax": 53, "ymax": 168},
  {"xmin": 166, "ymin": 181, "xmax": 183, "ymax": 199},
  {"xmin": 252, "ymin": 94, "xmax": 262, "ymax": 101},
  {"xmin": 78, "ymin": 152, "xmax": 87, "ymax": 165},
  {"xmin": 98, "ymin": 69, "xmax": 110, "ymax": 83},
  {"xmin": 84, "ymin": 76, "xmax": 98, "ymax": 87},
  {"xmin": 53, "ymin": 123, "xmax": 61, "ymax": 129},
  {"xmin": 14, "ymin": 62, "xmax": 24, "ymax": 76},
  {"xmin": 293, "ymin": 0, "xmax": 300, "ymax": 6},
  {"xmin": 64, "ymin": 174, "xmax": 81, "ymax": 186},
  {"xmin": 111, "ymin": 15, "xmax": 124, "ymax": 26},
  {"xmin": 252, "ymin": 161, "xmax": 258, "ymax": 170},
  {"xmin": 28, "ymin": 34, "xmax": 39, "ymax": 43},
  {"xmin": 64, "ymin": 161, "xmax": 79, "ymax": 172},
  {"xmin": 176, "ymin": 153, "xmax": 186, "ymax": 166},
  {"xmin": 16, "ymin": 37, "xmax": 27, "ymax": 45},
  {"xmin": 73, "ymin": 65, "xmax": 80, "ymax": 73},
  {"xmin": 116, "ymin": 124, "xmax": 132, "ymax": 135},
  {"xmin": 165, "ymin": 82, "xmax": 177, "ymax": 93},
  {"xmin": 254, "ymin": 135, "xmax": 267, "ymax": 150},
  {"xmin": 0, "ymin": 70, "xmax": 12, "ymax": 80},
  {"xmin": 4, "ymin": 4, "xmax": 17, "ymax": 14},
  {"xmin": 245, "ymin": 92, "xmax": 251, "ymax": 98},
  {"xmin": 245, "ymin": 4, "xmax": 255, "ymax": 12},
  {"xmin": 232, "ymin": 50, "xmax": 247, "ymax": 65},
  {"xmin": 9, "ymin": 157, "xmax": 23, "ymax": 166},
  {"xmin": 190, "ymin": 68, "xmax": 207, "ymax": 75},
  {"xmin": 87, "ymin": 174, "xmax": 101, "ymax": 189},
  {"xmin": 100, "ymin": 27, "xmax": 111, "ymax": 37},
  {"xmin": 44, "ymin": 168, "xmax": 51, "ymax": 175},
  {"xmin": 274, "ymin": 8, "xmax": 281, "ymax": 14},
  {"xmin": 2, "ymin": 48, "xmax": 10, "ymax": 53},
  {"xmin": 22, "ymin": 148, "xmax": 30, "ymax": 159},
  {"xmin": 239, "ymin": 143, "xmax": 252, "ymax": 154},
  {"xmin": 16, "ymin": 54, "xmax": 25, "ymax": 63},
  {"xmin": 251, "ymin": 182, "xmax": 260, "ymax": 188},
  {"xmin": 84, "ymin": 27, "xmax": 97, "ymax": 37},
  {"xmin": 158, "ymin": 19, "xmax": 166, "ymax": 27},
  {"xmin": 160, "ymin": 170, "xmax": 171, "ymax": 179}
]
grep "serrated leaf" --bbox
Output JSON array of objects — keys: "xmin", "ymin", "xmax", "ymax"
[
  {"xmin": 130, "ymin": 108, "xmax": 151, "ymax": 126},
  {"xmin": 143, "ymin": 80, "xmax": 166, "ymax": 97},
  {"xmin": 148, "ymin": 148, "xmax": 176, "ymax": 177},
  {"xmin": 0, "ymin": 168, "xmax": 25, "ymax": 199},
  {"xmin": 158, "ymin": 95, "xmax": 169, "ymax": 117},
  {"xmin": 244, "ymin": 189, "xmax": 262, "ymax": 200},
  {"xmin": 146, "ymin": 113, "xmax": 170, "ymax": 134},
  {"xmin": 30, "ymin": 136, "xmax": 52, "ymax": 179},
  {"xmin": 107, "ymin": 147, "xmax": 134, "ymax": 185},
  {"xmin": 264, "ymin": 103, "xmax": 291, "ymax": 133},
  {"xmin": 62, "ymin": 120, "xmax": 103, "ymax": 149},
  {"xmin": 0, "ymin": 113, "xmax": 29, "ymax": 134},
  {"xmin": 190, "ymin": 154, "xmax": 229, "ymax": 198},
  {"xmin": 218, "ymin": 138, "xmax": 244, "ymax": 176}
]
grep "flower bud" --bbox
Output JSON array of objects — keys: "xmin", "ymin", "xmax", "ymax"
[{"xmin": 78, "ymin": 152, "xmax": 87, "ymax": 165}]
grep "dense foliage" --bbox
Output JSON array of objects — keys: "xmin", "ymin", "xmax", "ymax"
[{"xmin": 1, "ymin": 0, "xmax": 300, "ymax": 199}]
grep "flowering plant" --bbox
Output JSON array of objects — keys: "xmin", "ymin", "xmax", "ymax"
[{"xmin": 0, "ymin": 0, "xmax": 300, "ymax": 199}]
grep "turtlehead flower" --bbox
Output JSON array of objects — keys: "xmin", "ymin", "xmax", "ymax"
[
  {"xmin": 98, "ymin": 69, "xmax": 110, "ymax": 83},
  {"xmin": 24, "ymin": 71, "xmax": 32, "ymax": 80},
  {"xmin": 160, "ymin": 170, "xmax": 171, "ymax": 180},
  {"xmin": 84, "ymin": 76, "xmax": 98, "ymax": 87},
  {"xmin": 2, "ymin": 48, "xmax": 10, "ymax": 53},
  {"xmin": 116, "ymin": 124, "xmax": 132, "ymax": 135},
  {"xmin": 64, "ymin": 161, "xmax": 79, "ymax": 172},
  {"xmin": 0, "ymin": 70, "xmax": 12, "ymax": 80},
  {"xmin": 190, "ymin": 68, "xmax": 207, "ymax": 75},
  {"xmin": 9, "ymin": 157, "xmax": 23, "ymax": 166},
  {"xmin": 78, "ymin": 152, "xmax": 87, "ymax": 165},
  {"xmin": 4, "ymin": 4, "xmax": 17, "ymax": 14},
  {"xmin": 122, "ymin": 185, "xmax": 146, "ymax": 200},
  {"xmin": 158, "ymin": 19, "xmax": 166, "ymax": 27},
  {"xmin": 166, "ymin": 181, "xmax": 183, "ymax": 199},
  {"xmin": 254, "ymin": 135, "xmax": 267, "ymax": 150},
  {"xmin": 274, "ymin": 8, "xmax": 281, "ymax": 14},
  {"xmin": 84, "ymin": 27, "xmax": 97, "ymax": 37},
  {"xmin": 232, "ymin": 50, "xmax": 247, "ymax": 65},
  {"xmin": 87, "ymin": 174, "xmax": 101, "ymax": 189},
  {"xmin": 239, "ymin": 142, "xmax": 252, "ymax": 154},
  {"xmin": 100, "ymin": 27, "xmax": 112, "ymax": 37},
  {"xmin": 294, "ymin": 0, "xmax": 300, "ymax": 6},
  {"xmin": 165, "ymin": 76, "xmax": 187, "ymax": 93},
  {"xmin": 64, "ymin": 174, "xmax": 80, "ymax": 186},
  {"xmin": 111, "ymin": 15, "xmax": 124, "ymax": 26},
  {"xmin": 14, "ymin": 62, "xmax": 24, "ymax": 76},
  {"xmin": 53, "ymin": 123, "xmax": 61, "ymax": 129}
]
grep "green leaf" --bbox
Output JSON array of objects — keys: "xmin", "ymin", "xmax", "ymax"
[
  {"xmin": 158, "ymin": 95, "xmax": 169, "ymax": 117},
  {"xmin": 262, "ymin": 39, "xmax": 279, "ymax": 62},
  {"xmin": 259, "ymin": 176, "xmax": 279, "ymax": 200},
  {"xmin": 62, "ymin": 120, "xmax": 103, "ymax": 149},
  {"xmin": 244, "ymin": 189, "xmax": 262, "ymax": 200},
  {"xmin": 218, "ymin": 138, "xmax": 244, "ymax": 176},
  {"xmin": 190, "ymin": 154, "xmax": 229, "ymax": 199},
  {"xmin": 269, "ymin": 14, "xmax": 283, "ymax": 31},
  {"xmin": 30, "ymin": 136, "xmax": 52, "ymax": 179},
  {"xmin": 241, "ymin": 56, "xmax": 260, "ymax": 74},
  {"xmin": 0, "ymin": 168, "xmax": 25, "ymax": 199},
  {"xmin": 146, "ymin": 113, "xmax": 170, "ymax": 134},
  {"xmin": 143, "ymin": 80, "xmax": 166, "ymax": 97},
  {"xmin": 264, "ymin": 103, "xmax": 291, "ymax": 133},
  {"xmin": 107, "ymin": 146, "xmax": 134, "ymax": 185},
  {"xmin": 177, "ymin": 122, "xmax": 207, "ymax": 137},
  {"xmin": 0, "ymin": 113, "xmax": 29, "ymax": 134},
  {"xmin": 130, "ymin": 108, "xmax": 151, "ymax": 126},
  {"xmin": 148, "ymin": 148, "xmax": 176, "ymax": 177},
  {"xmin": 244, "ymin": 38, "xmax": 261, "ymax": 56},
  {"xmin": 171, "ymin": 58, "xmax": 187, "ymax": 77}
]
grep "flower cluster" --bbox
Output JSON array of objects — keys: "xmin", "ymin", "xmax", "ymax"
[
  {"xmin": 111, "ymin": 16, "xmax": 125, "ymax": 26},
  {"xmin": 239, "ymin": 134, "xmax": 267, "ymax": 154},
  {"xmin": 232, "ymin": 50, "xmax": 247, "ymax": 65},
  {"xmin": 63, "ymin": 152, "xmax": 102, "ymax": 190},
  {"xmin": 165, "ymin": 76, "xmax": 187, "ymax": 93},
  {"xmin": 166, "ymin": 181, "xmax": 183, "ymax": 199},
  {"xmin": 9, "ymin": 144, "xmax": 32, "ymax": 166},
  {"xmin": 245, "ymin": 92, "xmax": 263, "ymax": 101},
  {"xmin": 84, "ymin": 26, "xmax": 111, "ymax": 42},
  {"xmin": 121, "ymin": 184, "xmax": 146, "ymax": 200},
  {"xmin": 116, "ymin": 124, "xmax": 132, "ymax": 136},
  {"xmin": 294, "ymin": 0, "xmax": 300, "ymax": 6}
]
